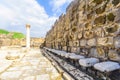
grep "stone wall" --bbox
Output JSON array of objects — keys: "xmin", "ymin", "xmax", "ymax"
[
  {"xmin": 31, "ymin": 38, "xmax": 45, "ymax": 48},
  {"xmin": 0, "ymin": 34, "xmax": 44, "ymax": 48},
  {"xmin": 45, "ymin": 0, "xmax": 120, "ymax": 62}
]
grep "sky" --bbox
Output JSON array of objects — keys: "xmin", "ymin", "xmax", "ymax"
[{"xmin": 0, "ymin": 0, "xmax": 73, "ymax": 37}]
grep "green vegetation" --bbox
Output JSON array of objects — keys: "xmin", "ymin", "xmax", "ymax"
[
  {"xmin": 12, "ymin": 32, "xmax": 25, "ymax": 39},
  {"xmin": 0, "ymin": 29, "xmax": 9, "ymax": 34},
  {"xmin": 0, "ymin": 29, "xmax": 25, "ymax": 39}
]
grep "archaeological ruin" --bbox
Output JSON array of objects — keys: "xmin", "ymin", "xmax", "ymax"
[
  {"xmin": 43, "ymin": 0, "xmax": 120, "ymax": 79},
  {"xmin": 45, "ymin": 0, "xmax": 120, "ymax": 62}
]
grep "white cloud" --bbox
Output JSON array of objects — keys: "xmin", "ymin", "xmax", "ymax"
[
  {"xmin": 0, "ymin": 0, "xmax": 57, "ymax": 37},
  {"xmin": 50, "ymin": 0, "xmax": 73, "ymax": 14}
]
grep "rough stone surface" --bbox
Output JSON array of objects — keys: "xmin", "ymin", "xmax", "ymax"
[
  {"xmin": 0, "ymin": 47, "xmax": 61, "ymax": 80},
  {"xmin": 45, "ymin": 0, "xmax": 120, "ymax": 62}
]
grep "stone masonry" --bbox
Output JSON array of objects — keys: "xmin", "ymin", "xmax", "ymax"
[{"xmin": 45, "ymin": 0, "xmax": 120, "ymax": 62}]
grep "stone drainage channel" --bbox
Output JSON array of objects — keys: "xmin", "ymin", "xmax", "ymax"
[{"xmin": 42, "ymin": 49, "xmax": 120, "ymax": 80}]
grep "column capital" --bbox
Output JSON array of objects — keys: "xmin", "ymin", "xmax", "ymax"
[{"xmin": 26, "ymin": 24, "xmax": 31, "ymax": 28}]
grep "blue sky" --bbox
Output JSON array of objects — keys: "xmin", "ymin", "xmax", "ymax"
[{"xmin": 0, "ymin": 0, "xmax": 73, "ymax": 37}]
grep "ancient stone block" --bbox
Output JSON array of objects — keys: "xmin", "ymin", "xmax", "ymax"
[
  {"xmin": 80, "ymin": 39, "xmax": 87, "ymax": 47},
  {"xmin": 97, "ymin": 48, "xmax": 106, "ymax": 59},
  {"xmin": 63, "ymin": 46, "xmax": 67, "ymax": 51},
  {"xmin": 107, "ymin": 13, "xmax": 115, "ymax": 22},
  {"xmin": 113, "ymin": 8, "xmax": 120, "ymax": 22},
  {"xmin": 94, "ymin": 28, "xmax": 105, "ymax": 37},
  {"xmin": 97, "ymin": 37, "xmax": 113, "ymax": 46},
  {"xmin": 93, "ymin": 0, "xmax": 103, "ymax": 5},
  {"xmin": 77, "ymin": 32, "xmax": 83, "ymax": 39},
  {"xmin": 90, "ymin": 48, "xmax": 98, "ymax": 57},
  {"xmin": 73, "ymin": 41, "xmax": 79, "ymax": 47},
  {"xmin": 87, "ymin": 38, "xmax": 96, "ymax": 46},
  {"xmin": 104, "ymin": 25, "xmax": 119, "ymax": 36},
  {"xmin": 94, "ymin": 15, "xmax": 106, "ymax": 25},
  {"xmin": 69, "ymin": 41, "xmax": 73, "ymax": 47},
  {"xmin": 84, "ymin": 23, "xmax": 92, "ymax": 31},
  {"xmin": 114, "ymin": 36, "xmax": 120, "ymax": 48},
  {"xmin": 108, "ymin": 50, "xmax": 120, "ymax": 62},
  {"xmin": 71, "ymin": 47, "xmax": 77, "ymax": 53},
  {"xmin": 95, "ymin": 5, "xmax": 106, "ymax": 14},
  {"xmin": 84, "ymin": 31, "xmax": 94, "ymax": 39},
  {"xmin": 112, "ymin": 0, "xmax": 120, "ymax": 6}
]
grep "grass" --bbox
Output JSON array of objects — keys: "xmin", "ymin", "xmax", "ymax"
[
  {"xmin": 0, "ymin": 29, "xmax": 9, "ymax": 34},
  {"xmin": 0, "ymin": 29, "xmax": 25, "ymax": 39},
  {"xmin": 12, "ymin": 32, "xmax": 25, "ymax": 39}
]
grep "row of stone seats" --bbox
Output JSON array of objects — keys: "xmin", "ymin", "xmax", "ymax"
[{"xmin": 44, "ymin": 47, "xmax": 120, "ymax": 75}]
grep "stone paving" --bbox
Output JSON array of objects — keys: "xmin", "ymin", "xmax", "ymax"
[{"xmin": 0, "ymin": 47, "xmax": 61, "ymax": 80}]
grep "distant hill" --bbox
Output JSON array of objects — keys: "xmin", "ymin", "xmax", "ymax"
[{"xmin": 0, "ymin": 29, "xmax": 25, "ymax": 39}]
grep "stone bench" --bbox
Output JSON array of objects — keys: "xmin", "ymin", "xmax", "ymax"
[
  {"xmin": 69, "ymin": 53, "xmax": 85, "ymax": 60},
  {"xmin": 94, "ymin": 61, "xmax": 120, "ymax": 72},
  {"xmin": 60, "ymin": 52, "xmax": 67, "ymax": 57},
  {"xmin": 79, "ymin": 58, "xmax": 99, "ymax": 67}
]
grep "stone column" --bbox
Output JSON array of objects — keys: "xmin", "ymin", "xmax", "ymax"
[{"xmin": 26, "ymin": 24, "xmax": 31, "ymax": 48}]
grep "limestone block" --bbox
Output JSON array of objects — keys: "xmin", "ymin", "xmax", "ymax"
[
  {"xmin": 87, "ymin": 38, "xmax": 96, "ymax": 46},
  {"xmin": 94, "ymin": 28, "xmax": 105, "ymax": 37},
  {"xmin": 114, "ymin": 8, "xmax": 120, "ymax": 22},
  {"xmin": 73, "ymin": 33, "xmax": 77, "ymax": 40},
  {"xmin": 90, "ymin": 48, "xmax": 98, "ymax": 57},
  {"xmin": 97, "ymin": 48, "xmax": 106, "ymax": 59},
  {"xmin": 84, "ymin": 23, "xmax": 92, "ymax": 31},
  {"xmin": 69, "ymin": 41, "xmax": 73, "ymax": 47},
  {"xmin": 94, "ymin": 15, "xmax": 106, "ymax": 25},
  {"xmin": 80, "ymin": 39, "xmax": 87, "ymax": 47},
  {"xmin": 84, "ymin": 31, "xmax": 94, "ymax": 39},
  {"xmin": 63, "ymin": 46, "xmax": 67, "ymax": 51},
  {"xmin": 108, "ymin": 50, "xmax": 120, "ymax": 62},
  {"xmin": 104, "ymin": 25, "xmax": 120, "ymax": 36},
  {"xmin": 112, "ymin": 0, "xmax": 120, "ymax": 6},
  {"xmin": 71, "ymin": 47, "xmax": 77, "ymax": 53},
  {"xmin": 94, "ymin": 61, "xmax": 120, "ymax": 72},
  {"xmin": 106, "ymin": 12, "xmax": 115, "ymax": 22},
  {"xmin": 77, "ymin": 32, "xmax": 82, "ymax": 39},
  {"xmin": 75, "ymin": 41, "xmax": 79, "ymax": 47},
  {"xmin": 95, "ymin": 4, "xmax": 106, "ymax": 14},
  {"xmin": 97, "ymin": 37, "xmax": 114, "ymax": 46},
  {"xmin": 114, "ymin": 36, "xmax": 120, "ymax": 48}
]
